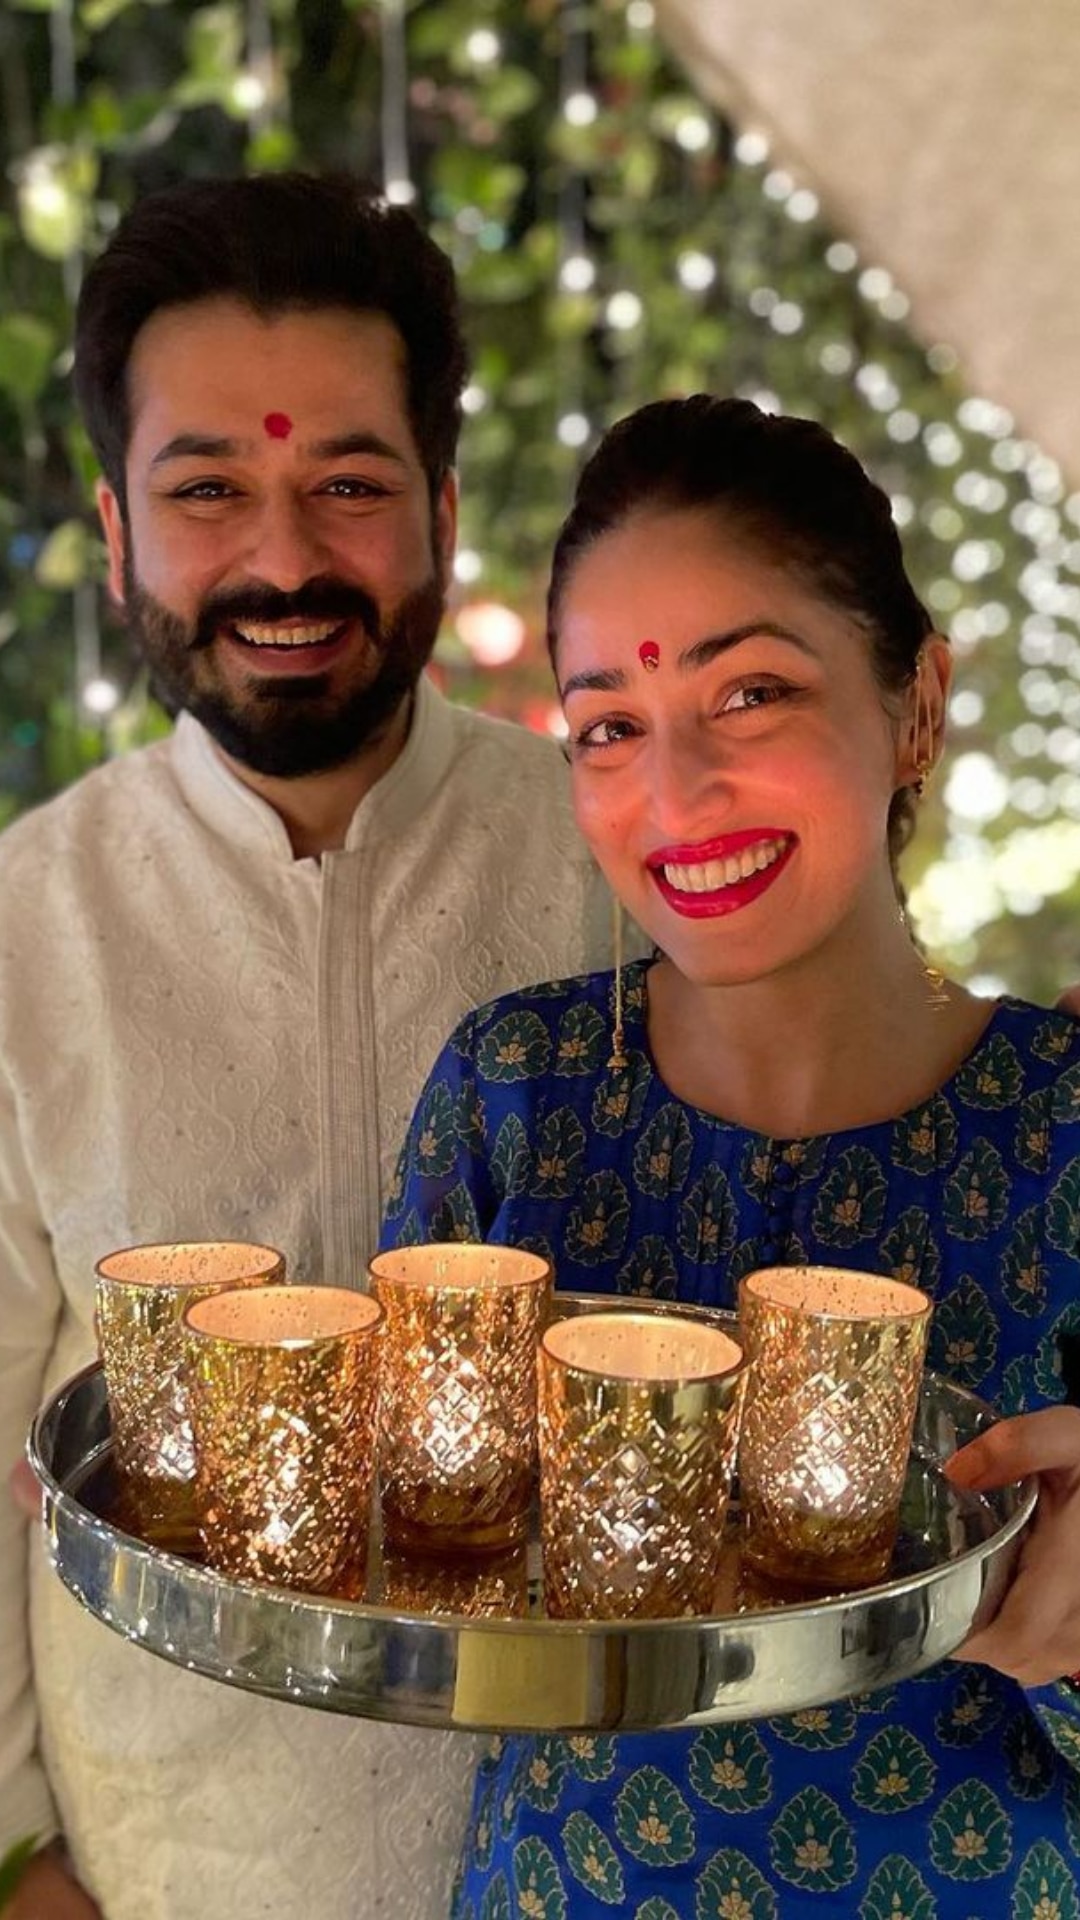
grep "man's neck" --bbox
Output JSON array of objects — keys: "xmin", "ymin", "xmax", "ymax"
[{"xmin": 213, "ymin": 696, "xmax": 413, "ymax": 859}]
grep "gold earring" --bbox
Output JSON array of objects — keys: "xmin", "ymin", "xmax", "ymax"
[
  {"xmin": 912, "ymin": 649, "xmax": 936, "ymax": 798},
  {"xmin": 608, "ymin": 895, "xmax": 628, "ymax": 1071},
  {"xmin": 898, "ymin": 900, "xmax": 949, "ymax": 1013}
]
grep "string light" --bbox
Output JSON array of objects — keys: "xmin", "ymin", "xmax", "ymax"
[
  {"xmin": 82, "ymin": 678, "xmax": 120, "ymax": 716},
  {"xmin": 557, "ymin": 412, "xmax": 591, "ymax": 449},
  {"xmin": 676, "ymin": 250, "xmax": 715, "ymax": 292}
]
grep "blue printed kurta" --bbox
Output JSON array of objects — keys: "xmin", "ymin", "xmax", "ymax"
[{"xmin": 382, "ymin": 962, "xmax": 1080, "ymax": 1919}]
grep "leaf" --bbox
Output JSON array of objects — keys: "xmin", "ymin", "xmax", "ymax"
[
  {"xmin": 892, "ymin": 1094, "xmax": 958, "ymax": 1174},
  {"xmin": 561, "ymin": 1810, "xmax": 625, "ymax": 1905},
  {"xmin": 476, "ymin": 1010, "xmax": 551, "ymax": 1083},
  {"xmin": 0, "ymin": 1836, "xmax": 43, "ymax": 1907},
  {"xmin": 521, "ymin": 1735, "xmax": 569, "ymax": 1813},
  {"xmin": 530, "ymin": 1107, "xmax": 586, "ymax": 1198},
  {"xmin": 858, "ymin": 1853, "xmax": 936, "ymax": 1920},
  {"xmin": 954, "ymin": 1031, "xmax": 1024, "ymax": 1109},
  {"xmin": 879, "ymin": 1205, "xmax": 942, "ymax": 1295},
  {"xmin": 591, "ymin": 1053, "xmax": 650, "ymax": 1138},
  {"xmin": 553, "ymin": 1001, "xmax": 606, "ymax": 1077},
  {"xmin": 694, "ymin": 1848, "xmax": 776, "ymax": 1919},
  {"xmin": 565, "ymin": 1170, "xmax": 630, "ymax": 1265},
  {"xmin": 1011, "ymin": 1840, "xmax": 1080, "ymax": 1920},
  {"xmin": 851, "ymin": 1725, "xmax": 936, "ymax": 1813},
  {"xmin": 811, "ymin": 1145, "xmax": 887, "ymax": 1247},
  {"xmin": 1001, "ymin": 1206, "xmax": 1049, "ymax": 1318},
  {"xmin": 767, "ymin": 1786, "xmax": 857, "ymax": 1891},
  {"xmin": 1047, "ymin": 1157, "xmax": 1080, "ymax": 1256},
  {"xmin": 616, "ymin": 1233, "xmax": 678, "ymax": 1300},
  {"xmin": 677, "ymin": 1164, "xmax": 737, "ymax": 1265},
  {"xmin": 769, "ymin": 1702, "xmax": 857, "ymax": 1751},
  {"xmin": 512, "ymin": 1835, "xmax": 567, "ymax": 1919},
  {"xmin": 688, "ymin": 1724, "xmax": 772, "ymax": 1812},
  {"xmin": 942, "ymin": 1139, "xmax": 1011, "ymax": 1241},
  {"xmin": 633, "ymin": 1102, "xmax": 693, "ymax": 1198},
  {"xmin": 429, "ymin": 1180, "xmax": 481, "ymax": 1242},
  {"xmin": 927, "ymin": 1778, "xmax": 1012, "ymax": 1881},
  {"xmin": 564, "ymin": 1733, "xmax": 617, "ymax": 1782},
  {"xmin": 927, "ymin": 1276, "xmax": 998, "ymax": 1388},
  {"xmin": 490, "ymin": 1111, "xmax": 531, "ymax": 1198},
  {"xmin": 479, "ymin": 1871, "xmax": 511, "ymax": 1920},
  {"xmin": 1014, "ymin": 1087, "xmax": 1053, "ymax": 1172},
  {"xmin": 1002, "ymin": 1711, "xmax": 1055, "ymax": 1802},
  {"xmin": 0, "ymin": 315, "xmax": 56, "ymax": 407},
  {"xmin": 413, "ymin": 1079, "xmax": 460, "ymax": 1177},
  {"xmin": 933, "ymin": 1668, "xmax": 1007, "ymax": 1749},
  {"xmin": 614, "ymin": 1765, "xmax": 695, "ymax": 1866},
  {"xmin": 34, "ymin": 519, "xmax": 94, "ymax": 589}
]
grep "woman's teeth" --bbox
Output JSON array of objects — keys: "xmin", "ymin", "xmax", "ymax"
[
  {"xmin": 232, "ymin": 621, "xmax": 342, "ymax": 648},
  {"xmin": 662, "ymin": 837, "xmax": 789, "ymax": 893}
]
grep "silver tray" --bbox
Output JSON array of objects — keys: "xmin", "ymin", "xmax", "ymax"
[{"xmin": 29, "ymin": 1317, "xmax": 1035, "ymax": 1735}]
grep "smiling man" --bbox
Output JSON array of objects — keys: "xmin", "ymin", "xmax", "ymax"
[{"xmin": 0, "ymin": 174, "xmax": 616, "ymax": 1920}]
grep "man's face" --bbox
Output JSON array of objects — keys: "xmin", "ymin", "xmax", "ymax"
[{"xmin": 97, "ymin": 297, "xmax": 456, "ymax": 777}]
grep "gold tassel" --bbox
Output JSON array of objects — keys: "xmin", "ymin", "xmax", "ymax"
[{"xmin": 607, "ymin": 895, "xmax": 628, "ymax": 1071}]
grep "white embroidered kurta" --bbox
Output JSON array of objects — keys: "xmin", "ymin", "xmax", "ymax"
[{"xmin": 0, "ymin": 679, "xmax": 615, "ymax": 1920}]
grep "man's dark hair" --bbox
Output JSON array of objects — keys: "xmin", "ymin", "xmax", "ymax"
[{"xmin": 74, "ymin": 171, "xmax": 468, "ymax": 510}]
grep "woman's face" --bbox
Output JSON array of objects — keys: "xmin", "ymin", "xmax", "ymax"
[{"xmin": 555, "ymin": 506, "xmax": 921, "ymax": 990}]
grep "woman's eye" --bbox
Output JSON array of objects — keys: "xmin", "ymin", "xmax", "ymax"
[
  {"xmin": 572, "ymin": 716, "xmax": 639, "ymax": 751},
  {"xmin": 722, "ymin": 680, "xmax": 790, "ymax": 714}
]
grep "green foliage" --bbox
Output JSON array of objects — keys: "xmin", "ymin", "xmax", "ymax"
[{"xmin": 2, "ymin": 0, "xmax": 1079, "ymax": 994}]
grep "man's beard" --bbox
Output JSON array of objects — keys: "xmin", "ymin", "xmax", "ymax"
[{"xmin": 121, "ymin": 551, "xmax": 446, "ymax": 779}]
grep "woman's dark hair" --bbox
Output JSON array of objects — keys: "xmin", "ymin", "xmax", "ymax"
[
  {"xmin": 74, "ymin": 171, "xmax": 468, "ymax": 512},
  {"xmin": 548, "ymin": 394, "xmax": 936, "ymax": 867}
]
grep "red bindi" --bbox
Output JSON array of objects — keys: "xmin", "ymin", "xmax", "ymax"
[
  {"xmin": 263, "ymin": 412, "xmax": 293, "ymax": 440},
  {"xmin": 638, "ymin": 640, "xmax": 660, "ymax": 671}
]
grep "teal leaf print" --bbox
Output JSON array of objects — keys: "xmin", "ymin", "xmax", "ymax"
[
  {"xmin": 1034, "ymin": 1706, "xmax": 1080, "ymax": 1774},
  {"xmin": 927, "ymin": 1277, "xmax": 998, "ymax": 1388},
  {"xmin": 479, "ymin": 1874, "xmax": 511, "ymax": 1920},
  {"xmin": 740, "ymin": 1139, "xmax": 773, "ymax": 1203},
  {"xmin": 455, "ymin": 1083, "xmax": 487, "ymax": 1153},
  {"xmin": 479, "ymin": 1735, "xmax": 506, "ymax": 1777},
  {"xmin": 678, "ymin": 1164, "xmax": 738, "ymax": 1266},
  {"xmin": 879, "ymin": 1206, "xmax": 941, "ymax": 1296},
  {"xmin": 858, "ymin": 1853, "xmax": 937, "ymax": 1920},
  {"xmin": 943, "ymin": 1139, "xmax": 1010, "ymax": 1240},
  {"xmin": 491, "ymin": 1113, "xmax": 531, "ymax": 1200},
  {"xmin": 455, "ymin": 1901, "xmax": 475, "ymax": 1920},
  {"xmin": 892, "ymin": 1094, "xmax": 958, "ymax": 1174},
  {"xmin": 688, "ymin": 1724, "xmax": 772, "ymax": 1811},
  {"xmin": 955, "ymin": 1031, "xmax": 1024, "ymax": 1109},
  {"xmin": 934, "ymin": 1668, "xmax": 1007, "ymax": 1748},
  {"xmin": 811, "ymin": 1145, "xmax": 888, "ymax": 1247},
  {"xmin": 530, "ymin": 1108, "xmax": 586, "ymax": 1200},
  {"xmin": 1000, "ymin": 1354, "xmax": 1038, "ymax": 1417},
  {"xmin": 522, "ymin": 1736, "xmax": 569, "ymax": 1813},
  {"xmin": 851, "ymin": 1725, "xmax": 936, "ymax": 1813},
  {"xmin": 928, "ymin": 1780, "xmax": 1012, "ymax": 1881},
  {"xmin": 636, "ymin": 1902, "xmax": 681, "ymax": 1920},
  {"xmin": 1002, "ymin": 1712, "xmax": 1055, "ymax": 1802},
  {"xmin": 1051, "ymin": 1061, "xmax": 1080, "ymax": 1125},
  {"xmin": 614, "ymin": 1766, "xmax": 696, "ymax": 1866},
  {"xmin": 1033, "ymin": 1014, "xmax": 1076, "ymax": 1064},
  {"xmin": 1012, "ymin": 1841, "xmax": 1080, "ymax": 1920},
  {"xmin": 852, "ymin": 1685, "xmax": 898, "ymax": 1715},
  {"xmin": 1015, "ymin": 1087, "xmax": 1053, "ymax": 1173},
  {"xmin": 768, "ymin": 1786, "xmax": 857, "ymax": 1891},
  {"xmin": 499, "ymin": 1746, "xmax": 531, "ymax": 1838},
  {"xmin": 1001, "ymin": 1206, "xmax": 1049, "ymax": 1318},
  {"xmin": 729, "ymin": 1237, "xmax": 773, "ymax": 1286},
  {"xmin": 472, "ymin": 1780, "xmax": 497, "ymax": 1872},
  {"xmin": 695, "ymin": 1849, "xmax": 777, "ymax": 1920},
  {"xmin": 516, "ymin": 1234, "xmax": 556, "ymax": 1271},
  {"xmin": 1064, "ymin": 1770, "xmax": 1080, "ymax": 1857},
  {"xmin": 1047, "ymin": 1159, "xmax": 1080, "ymax": 1257},
  {"xmin": 412, "ymin": 1079, "xmax": 459, "ymax": 1176},
  {"xmin": 477, "ymin": 1011, "xmax": 551, "ymax": 1084},
  {"xmin": 633, "ymin": 1102, "xmax": 694, "ymax": 1198},
  {"xmin": 616, "ymin": 1234, "xmax": 678, "ymax": 1300},
  {"xmin": 592, "ymin": 1053, "xmax": 651, "ymax": 1138},
  {"xmin": 553, "ymin": 1001, "xmax": 607, "ymax": 1077},
  {"xmin": 512, "ymin": 1835, "xmax": 567, "ymax": 1919},
  {"xmin": 741, "ymin": 1137, "xmax": 827, "ymax": 1200},
  {"xmin": 383, "ymin": 1158, "xmax": 407, "ymax": 1221},
  {"xmin": 565, "ymin": 1171, "xmax": 630, "ymax": 1265},
  {"xmin": 769, "ymin": 1702, "xmax": 856, "ymax": 1750},
  {"xmin": 565, "ymin": 1734, "xmax": 617, "ymax": 1782},
  {"xmin": 561, "ymin": 1811, "xmax": 625, "ymax": 1907},
  {"xmin": 1035, "ymin": 1302, "xmax": 1080, "ymax": 1402},
  {"xmin": 394, "ymin": 1207, "xmax": 424, "ymax": 1247},
  {"xmin": 429, "ymin": 1180, "xmax": 481, "ymax": 1243}
]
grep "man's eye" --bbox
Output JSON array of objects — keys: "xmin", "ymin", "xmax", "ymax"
[
  {"xmin": 173, "ymin": 480, "xmax": 234, "ymax": 500},
  {"xmin": 321, "ymin": 477, "xmax": 386, "ymax": 499}
]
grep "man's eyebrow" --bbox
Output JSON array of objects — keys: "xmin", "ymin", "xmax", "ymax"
[
  {"xmin": 560, "ymin": 622, "xmax": 815, "ymax": 697},
  {"xmin": 149, "ymin": 429, "xmax": 410, "ymax": 468}
]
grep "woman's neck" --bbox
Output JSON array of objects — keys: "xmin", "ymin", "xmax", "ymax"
[{"xmin": 643, "ymin": 916, "xmax": 993, "ymax": 1140}]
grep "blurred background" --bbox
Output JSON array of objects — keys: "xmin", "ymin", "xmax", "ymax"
[{"xmin": 1, "ymin": 0, "xmax": 1078, "ymax": 998}]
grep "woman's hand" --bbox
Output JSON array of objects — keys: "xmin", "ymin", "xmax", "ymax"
[
  {"xmin": 7, "ymin": 1457, "xmax": 41, "ymax": 1520},
  {"xmin": 946, "ymin": 1406, "xmax": 1080, "ymax": 1685},
  {"xmin": 4, "ymin": 1848, "xmax": 102, "ymax": 1919}
]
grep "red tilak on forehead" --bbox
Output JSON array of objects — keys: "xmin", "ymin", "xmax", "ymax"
[
  {"xmin": 263, "ymin": 412, "xmax": 293, "ymax": 439},
  {"xmin": 638, "ymin": 640, "xmax": 660, "ymax": 671}
]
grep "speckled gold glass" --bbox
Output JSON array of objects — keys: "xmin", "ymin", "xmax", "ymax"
[
  {"xmin": 95, "ymin": 1240, "xmax": 286, "ymax": 1546},
  {"xmin": 538, "ymin": 1310, "xmax": 745, "ymax": 1620},
  {"xmin": 738, "ymin": 1265, "xmax": 933, "ymax": 1590},
  {"xmin": 369, "ymin": 1244, "xmax": 551, "ymax": 1553},
  {"xmin": 183, "ymin": 1285, "xmax": 383, "ymax": 1593},
  {"xmin": 378, "ymin": 1541, "xmax": 529, "ymax": 1618}
]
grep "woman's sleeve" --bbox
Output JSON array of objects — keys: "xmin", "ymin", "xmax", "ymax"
[{"xmin": 379, "ymin": 1012, "xmax": 501, "ymax": 1250}]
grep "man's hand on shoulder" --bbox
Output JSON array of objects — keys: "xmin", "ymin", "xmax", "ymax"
[{"xmin": 4, "ymin": 1848, "xmax": 102, "ymax": 1919}]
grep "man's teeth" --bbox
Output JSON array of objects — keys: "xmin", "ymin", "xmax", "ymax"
[
  {"xmin": 662, "ymin": 838, "xmax": 789, "ymax": 893},
  {"xmin": 232, "ymin": 621, "xmax": 342, "ymax": 647}
]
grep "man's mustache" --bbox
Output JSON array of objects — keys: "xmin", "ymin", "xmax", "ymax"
[{"xmin": 190, "ymin": 578, "xmax": 382, "ymax": 650}]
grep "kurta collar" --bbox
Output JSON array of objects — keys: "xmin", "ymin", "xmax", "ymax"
[{"xmin": 167, "ymin": 675, "xmax": 459, "ymax": 863}]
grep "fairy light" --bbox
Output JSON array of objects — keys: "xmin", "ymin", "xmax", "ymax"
[
  {"xmin": 559, "ymin": 253, "xmax": 596, "ymax": 293},
  {"xmin": 674, "ymin": 111, "xmax": 711, "ymax": 153},
  {"xmin": 456, "ymin": 602, "xmax": 526, "ymax": 666},
  {"xmin": 606, "ymin": 291, "xmax": 643, "ymax": 330},
  {"xmin": 461, "ymin": 384, "xmax": 487, "ymax": 416},
  {"xmin": 465, "ymin": 28, "xmax": 501, "ymax": 65},
  {"xmin": 454, "ymin": 550, "xmax": 484, "ymax": 585},
  {"xmin": 734, "ymin": 130, "xmax": 769, "ymax": 166},
  {"xmin": 557, "ymin": 412, "xmax": 590, "ymax": 449},
  {"xmin": 564, "ymin": 90, "xmax": 598, "ymax": 126},
  {"xmin": 82, "ymin": 678, "xmax": 120, "ymax": 716},
  {"xmin": 676, "ymin": 250, "xmax": 715, "ymax": 292},
  {"xmin": 826, "ymin": 241, "xmax": 858, "ymax": 272}
]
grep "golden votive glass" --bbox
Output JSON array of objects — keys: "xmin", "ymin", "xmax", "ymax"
[
  {"xmin": 738, "ymin": 1265, "xmax": 933, "ymax": 1590},
  {"xmin": 183, "ymin": 1284, "xmax": 383, "ymax": 1593},
  {"xmin": 369, "ymin": 1243, "xmax": 551, "ymax": 1553},
  {"xmin": 538, "ymin": 1309, "xmax": 745, "ymax": 1620},
  {"xmin": 95, "ymin": 1240, "xmax": 286, "ymax": 1545}
]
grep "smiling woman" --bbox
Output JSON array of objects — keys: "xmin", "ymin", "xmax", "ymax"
[{"xmin": 383, "ymin": 394, "xmax": 1080, "ymax": 1920}]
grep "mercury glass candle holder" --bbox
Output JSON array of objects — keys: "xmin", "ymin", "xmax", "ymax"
[
  {"xmin": 738, "ymin": 1265, "xmax": 933, "ymax": 1590},
  {"xmin": 378, "ymin": 1541, "xmax": 529, "ymax": 1618},
  {"xmin": 369, "ymin": 1243, "xmax": 551, "ymax": 1553},
  {"xmin": 95, "ymin": 1240, "xmax": 286, "ymax": 1546},
  {"xmin": 183, "ymin": 1284, "xmax": 384, "ymax": 1593},
  {"xmin": 537, "ymin": 1309, "xmax": 745, "ymax": 1620}
]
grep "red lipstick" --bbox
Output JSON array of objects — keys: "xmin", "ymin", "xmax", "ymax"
[{"xmin": 649, "ymin": 830, "xmax": 796, "ymax": 920}]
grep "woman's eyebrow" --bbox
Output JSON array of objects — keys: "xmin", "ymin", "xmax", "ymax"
[{"xmin": 560, "ymin": 621, "xmax": 815, "ymax": 698}]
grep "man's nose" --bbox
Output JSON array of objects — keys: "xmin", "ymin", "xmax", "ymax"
[{"xmin": 242, "ymin": 496, "xmax": 331, "ymax": 590}]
